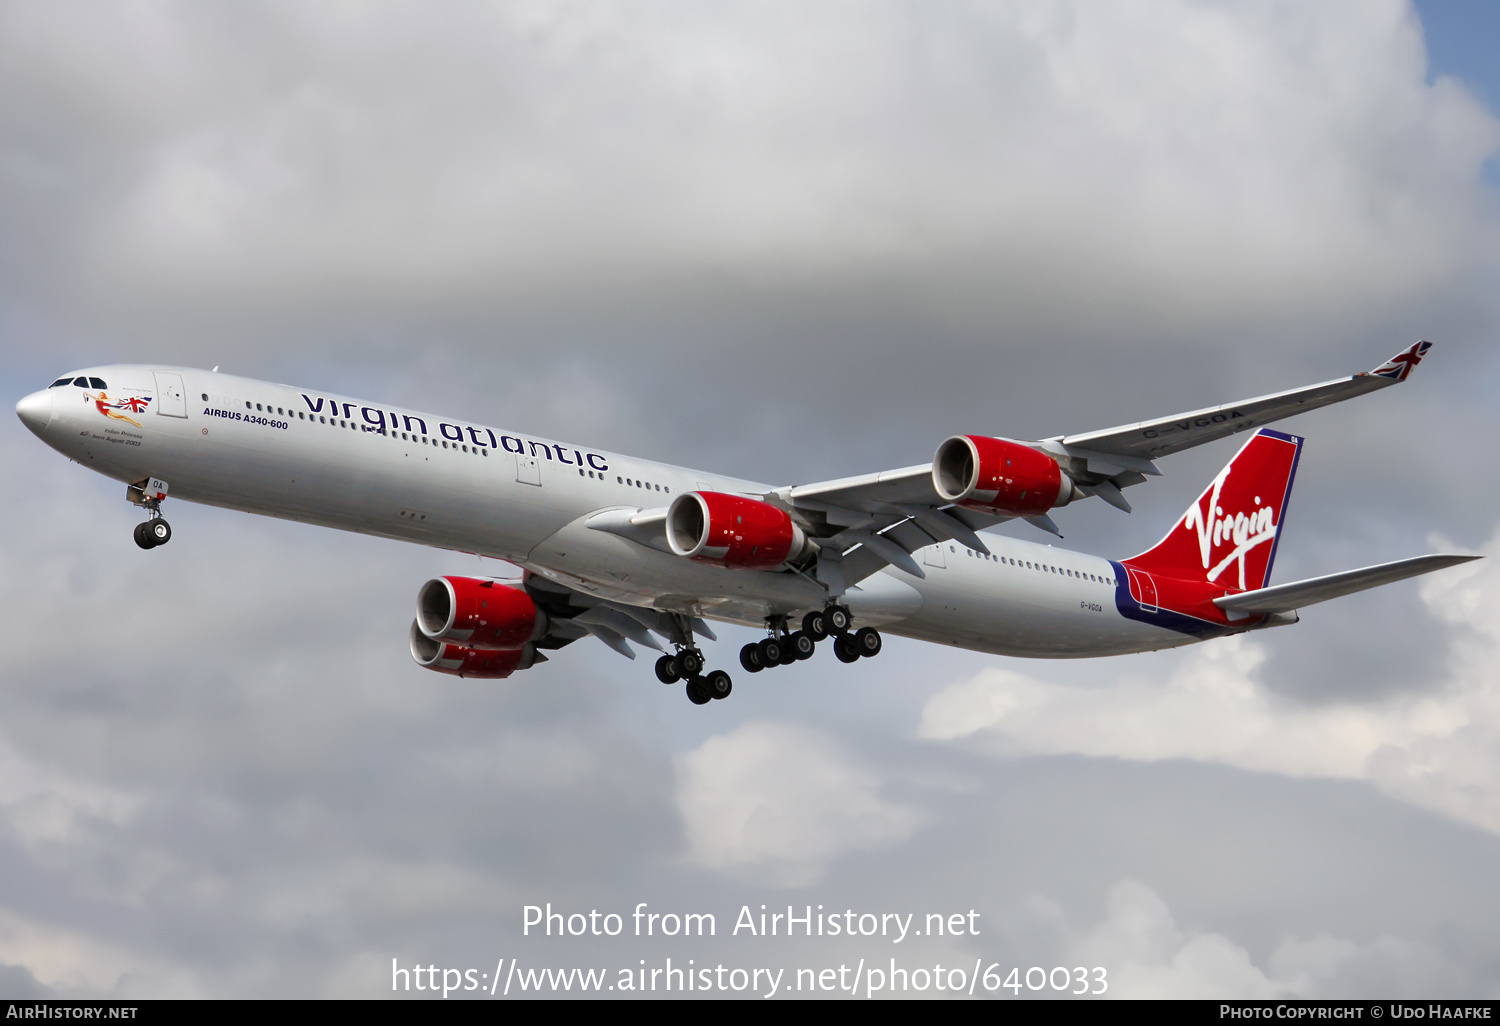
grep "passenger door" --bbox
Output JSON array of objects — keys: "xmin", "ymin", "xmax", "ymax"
[{"xmin": 152, "ymin": 372, "xmax": 187, "ymax": 418}]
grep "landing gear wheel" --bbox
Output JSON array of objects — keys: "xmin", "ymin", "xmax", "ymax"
[
  {"xmin": 677, "ymin": 650, "xmax": 704, "ymax": 677},
  {"xmin": 686, "ymin": 677, "xmax": 712, "ymax": 705},
  {"xmin": 777, "ymin": 640, "xmax": 798, "ymax": 666},
  {"xmin": 833, "ymin": 635, "xmax": 860, "ymax": 664},
  {"xmin": 853, "ymin": 626, "xmax": 883, "ymax": 658},
  {"xmin": 788, "ymin": 631, "xmax": 816, "ymax": 660},
  {"xmin": 147, "ymin": 519, "xmax": 172, "ymax": 547},
  {"xmin": 133, "ymin": 522, "xmax": 157, "ymax": 550},
  {"xmin": 802, "ymin": 610, "xmax": 828, "ymax": 640},
  {"xmin": 739, "ymin": 643, "xmax": 764, "ymax": 673},
  {"xmin": 757, "ymin": 637, "xmax": 783, "ymax": 666},
  {"xmin": 655, "ymin": 654, "xmax": 682, "ymax": 684},
  {"xmin": 705, "ymin": 669, "xmax": 733, "ymax": 700},
  {"xmin": 825, "ymin": 605, "xmax": 851, "ymax": 634}
]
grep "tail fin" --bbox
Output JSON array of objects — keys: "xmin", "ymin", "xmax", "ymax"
[{"xmin": 1125, "ymin": 428, "xmax": 1303, "ymax": 591}]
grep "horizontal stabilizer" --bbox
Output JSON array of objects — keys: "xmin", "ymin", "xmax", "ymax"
[{"xmin": 1213, "ymin": 553, "xmax": 1478, "ymax": 616}]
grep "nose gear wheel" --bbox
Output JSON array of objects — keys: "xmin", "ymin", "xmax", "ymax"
[{"xmin": 134, "ymin": 518, "xmax": 171, "ymax": 549}]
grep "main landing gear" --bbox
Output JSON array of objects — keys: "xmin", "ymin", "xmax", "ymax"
[
  {"xmin": 655, "ymin": 604, "xmax": 884, "ymax": 707},
  {"xmin": 655, "ymin": 648, "xmax": 733, "ymax": 704},
  {"xmin": 737, "ymin": 605, "xmax": 882, "ymax": 675}
]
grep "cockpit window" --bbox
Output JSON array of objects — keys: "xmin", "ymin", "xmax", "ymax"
[
  {"xmin": 88, "ymin": 377, "xmax": 107, "ymax": 389},
  {"xmin": 72, "ymin": 376, "xmax": 89, "ymax": 387},
  {"xmin": 49, "ymin": 378, "xmax": 72, "ymax": 388}
]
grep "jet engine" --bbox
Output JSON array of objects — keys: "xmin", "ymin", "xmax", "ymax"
[
  {"xmin": 410, "ymin": 576, "xmax": 552, "ymax": 678},
  {"xmin": 409, "ymin": 622, "xmax": 542, "ymax": 678},
  {"xmin": 667, "ymin": 491, "xmax": 814, "ymax": 570},
  {"xmin": 932, "ymin": 435, "xmax": 1078, "ymax": 517},
  {"xmin": 415, "ymin": 575, "xmax": 548, "ymax": 648}
]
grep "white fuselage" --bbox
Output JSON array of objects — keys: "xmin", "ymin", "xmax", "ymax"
[{"xmin": 19, "ymin": 365, "xmax": 1205, "ymax": 659}]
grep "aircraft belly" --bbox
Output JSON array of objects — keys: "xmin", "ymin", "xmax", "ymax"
[{"xmin": 843, "ymin": 572, "xmax": 924, "ymax": 626}]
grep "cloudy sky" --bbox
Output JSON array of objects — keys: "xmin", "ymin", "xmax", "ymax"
[{"xmin": 3, "ymin": 0, "xmax": 1499, "ymax": 1000}]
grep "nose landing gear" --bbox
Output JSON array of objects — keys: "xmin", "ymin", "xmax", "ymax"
[
  {"xmin": 133, "ymin": 518, "xmax": 172, "ymax": 550},
  {"xmin": 128, "ymin": 477, "xmax": 172, "ymax": 550}
]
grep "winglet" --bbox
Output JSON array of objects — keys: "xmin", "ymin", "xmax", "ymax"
[{"xmin": 1369, "ymin": 340, "xmax": 1432, "ymax": 383}]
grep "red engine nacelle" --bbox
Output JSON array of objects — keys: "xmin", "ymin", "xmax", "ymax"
[
  {"xmin": 415, "ymin": 576, "xmax": 547, "ymax": 648},
  {"xmin": 409, "ymin": 621, "xmax": 541, "ymax": 679},
  {"xmin": 932, "ymin": 435, "xmax": 1078, "ymax": 516},
  {"xmin": 666, "ymin": 491, "xmax": 813, "ymax": 570}
]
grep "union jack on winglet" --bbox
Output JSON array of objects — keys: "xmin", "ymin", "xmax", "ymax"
[{"xmin": 1371, "ymin": 340, "xmax": 1432, "ymax": 382}]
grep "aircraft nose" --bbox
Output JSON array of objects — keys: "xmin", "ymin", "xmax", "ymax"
[{"xmin": 15, "ymin": 389, "xmax": 55, "ymax": 437}]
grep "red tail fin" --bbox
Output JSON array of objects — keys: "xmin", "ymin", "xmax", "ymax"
[{"xmin": 1125, "ymin": 429, "xmax": 1303, "ymax": 592}]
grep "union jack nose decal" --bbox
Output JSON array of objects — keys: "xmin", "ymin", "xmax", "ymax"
[{"xmin": 1371, "ymin": 340, "xmax": 1432, "ymax": 382}]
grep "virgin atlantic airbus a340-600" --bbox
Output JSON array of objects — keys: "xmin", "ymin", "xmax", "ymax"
[{"xmin": 16, "ymin": 342, "xmax": 1477, "ymax": 704}]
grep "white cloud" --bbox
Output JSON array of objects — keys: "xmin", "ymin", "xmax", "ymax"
[
  {"xmin": 1267, "ymin": 933, "xmax": 1462, "ymax": 999},
  {"xmin": 1070, "ymin": 881, "xmax": 1460, "ymax": 999},
  {"xmin": 919, "ymin": 529, "xmax": 1500, "ymax": 836},
  {"xmin": 0, "ymin": 907, "xmax": 202, "ymax": 998},
  {"xmin": 674, "ymin": 721, "xmax": 918, "ymax": 887},
  {"xmin": 1074, "ymin": 881, "xmax": 1276, "ymax": 998}
]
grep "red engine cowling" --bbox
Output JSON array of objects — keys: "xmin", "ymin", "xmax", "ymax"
[
  {"xmin": 666, "ymin": 491, "xmax": 812, "ymax": 570},
  {"xmin": 409, "ymin": 621, "xmax": 540, "ymax": 678},
  {"xmin": 932, "ymin": 435, "xmax": 1077, "ymax": 516},
  {"xmin": 415, "ymin": 576, "xmax": 546, "ymax": 648}
]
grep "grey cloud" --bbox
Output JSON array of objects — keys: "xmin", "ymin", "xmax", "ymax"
[
  {"xmin": 3, "ymin": 0, "xmax": 1500, "ymax": 999},
  {"xmin": 3, "ymin": 3, "xmax": 1495, "ymax": 351},
  {"xmin": 0, "ymin": 962, "xmax": 54, "ymax": 999}
]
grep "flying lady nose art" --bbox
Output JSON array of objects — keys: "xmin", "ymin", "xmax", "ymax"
[{"xmin": 90, "ymin": 391, "xmax": 152, "ymax": 429}]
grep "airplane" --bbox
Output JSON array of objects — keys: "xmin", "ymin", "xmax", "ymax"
[{"xmin": 15, "ymin": 341, "xmax": 1477, "ymax": 705}]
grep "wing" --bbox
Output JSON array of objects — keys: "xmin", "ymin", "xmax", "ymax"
[
  {"xmin": 770, "ymin": 342, "xmax": 1434, "ymax": 589},
  {"xmin": 524, "ymin": 570, "xmax": 718, "ymax": 661},
  {"xmin": 1051, "ymin": 340, "xmax": 1432, "ymax": 463}
]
